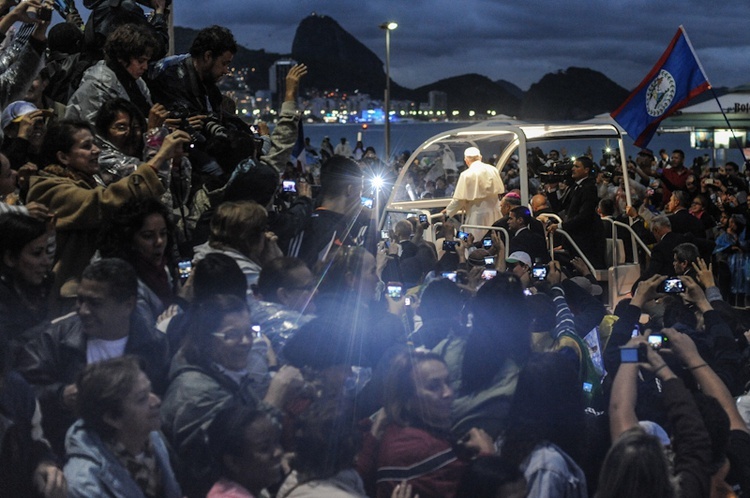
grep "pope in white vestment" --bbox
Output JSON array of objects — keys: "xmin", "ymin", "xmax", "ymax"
[{"xmin": 443, "ymin": 146, "xmax": 505, "ymax": 239}]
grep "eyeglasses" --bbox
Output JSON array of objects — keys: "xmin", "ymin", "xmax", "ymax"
[{"xmin": 211, "ymin": 325, "xmax": 259, "ymax": 343}]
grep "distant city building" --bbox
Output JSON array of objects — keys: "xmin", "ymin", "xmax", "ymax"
[
  {"xmin": 269, "ymin": 59, "xmax": 296, "ymax": 108},
  {"xmin": 429, "ymin": 91, "xmax": 448, "ymax": 113}
]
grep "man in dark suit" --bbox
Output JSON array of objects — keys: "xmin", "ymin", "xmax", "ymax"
[
  {"xmin": 547, "ymin": 157, "xmax": 606, "ymax": 269},
  {"xmin": 643, "ymin": 215, "xmax": 688, "ymax": 279},
  {"xmin": 667, "ymin": 190, "xmax": 705, "ymax": 238},
  {"xmin": 508, "ymin": 206, "xmax": 550, "ymax": 263}
]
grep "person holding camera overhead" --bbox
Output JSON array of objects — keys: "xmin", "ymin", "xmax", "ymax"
[{"xmin": 441, "ymin": 146, "xmax": 504, "ymax": 240}]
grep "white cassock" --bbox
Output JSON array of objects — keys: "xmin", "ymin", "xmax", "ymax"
[{"xmin": 444, "ymin": 161, "xmax": 504, "ymax": 239}]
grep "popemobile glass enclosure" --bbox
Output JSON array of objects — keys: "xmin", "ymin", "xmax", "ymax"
[{"xmin": 383, "ymin": 120, "xmax": 647, "ymax": 308}]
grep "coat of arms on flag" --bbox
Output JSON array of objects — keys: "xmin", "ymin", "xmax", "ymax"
[{"xmin": 611, "ymin": 26, "xmax": 710, "ymax": 147}]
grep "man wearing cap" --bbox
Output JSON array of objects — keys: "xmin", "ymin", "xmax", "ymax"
[
  {"xmin": 505, "ymin": 251, "xmax": 532, "ymax": 288},
  {"xmin": 441, "ymin": 146, "xmax": 504, "ymax": 239},
  {"xmin": 1, "ymin": 101, "xmax": 48, "ymax": 170}
]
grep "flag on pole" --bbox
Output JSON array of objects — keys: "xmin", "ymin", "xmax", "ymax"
[{"xmin": 611, "ymin": 26, "xmax": 710, "ymax": 147}]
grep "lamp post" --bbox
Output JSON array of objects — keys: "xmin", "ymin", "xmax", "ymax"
[{"xmin": 379, "ymin": 21, "xmax": 397, "ymax": 163}]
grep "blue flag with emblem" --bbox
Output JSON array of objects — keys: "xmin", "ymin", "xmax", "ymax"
[{"xmin": 611, "ymin": 26, "xmax": 710, "ymax": 148}]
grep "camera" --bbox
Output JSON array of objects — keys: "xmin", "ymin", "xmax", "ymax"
[
  {"xmin": 37, "ymin": 6, "xmax": 52, "ymax": 21},
  {"xmin": 442, "ymin": 271, "xmax": 457, "ymax": 283},
  {"xmin": 178, "ymin": 260, "xmax": 192, "ymax": 281},
  {"xmin": 538, "ymin": 158, "xmax": 574, "ymax": 184},
  {"xmin": 419, "ymin": 214, "xmax": 429, "ymax": 224},
  {"xmin": 620, "ymin": 344, "xmax": 647, "ymax": 363},
  {"xmin": 648, "ymin": 334, "xmax": 668, "ymax": 350},
  {"xmin": 481, "ymin": 269, "xmax": 497, "ymax": 280},
  {"xmin": 484, "ymin": 256, "xmax": 495, "ymax": 267},
  {"xmin": 169, "ymin": 105, "xmax": 206, "ymax": 148},
  {"xmin": 482, "ymin": 238, "xmax": 493, "ymax": 249},
  {"xmin": 658, "ymin": 277, "xmax": 685, "ymax": 293},
  {"xmin": 457, "ymin": 231, "xmax": 470, "ymax": 242},
  {"xmin": 361, "ymin": 196, "xmax": 373, "ymax": 209},
  {"xmin": 386, "ymin": 282, "xmax": 403, "ymax": 300},
  {"xmin": 282, "ymin": 180, "xmax": 297, "ymax": 193},
  {"xmin": 380, "ymin": 229, "xmax": 390, "ymax": 240},
  {"xmin": 531, "ymin": 264, "xmax": 548, "ymax": 281},
  {"xmin": 442, "ymin": 240, "xmax": 458, "ymax": 252}
]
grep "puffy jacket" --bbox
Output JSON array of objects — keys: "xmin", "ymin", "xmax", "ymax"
[
  {"xmin": 65, "ymin": 60, "xmax": 152, "ymax": 126},
  {"xmin": 160, "ymin": 356, "xmax": 265, "ymax": 498},
  {"xmin": 64, "ymin": 420, "xmax": 181, "ymax": 498}
]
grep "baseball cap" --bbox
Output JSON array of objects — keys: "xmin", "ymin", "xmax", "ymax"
[
  {"xmin": 464, "ymin": 146, "xmax": 481, "ymax": 157},
  {"xmin": 506, "ymin": 251, "xmax": 531, "ymax": 267},
  {"xmin": 570, "ymin": 276, "xmax": 603, "ymax": 296},
  {"xmin": 1, "ymin": 101, "xmax": 38, "ymax": 129}
]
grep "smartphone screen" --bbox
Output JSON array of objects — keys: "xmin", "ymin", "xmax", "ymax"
[
  {"xmin": 386, "ymin": 283, "xmax": 403, "ymax": 299},
  {"xmin": 457, "ymin": 231, "xmax": 470, "ymax": 241},
  {"xmin": 481, "ymin": 269, "xmax": 497, "ymax": 280},
  {"xmin": 442, "ymin": 272, "xmax": 457, "ymax": 283},
  {"xmin": 178, "ymin": 260, "xmax": 192, "ymax": 280},
  {"xmin": 282, "ymin": 180, "xmax": 296, "ymax": 192},
  {"xmin": 419, "ymin": 214, "xmax": 428, "ymax": 224}
]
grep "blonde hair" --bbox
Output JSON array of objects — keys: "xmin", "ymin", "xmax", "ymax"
[{"xmin": 209, "ymin": 201, "xmax": 267, "ymax": 256}]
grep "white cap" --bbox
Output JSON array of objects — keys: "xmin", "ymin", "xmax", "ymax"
[
  {"xmin": 506, "ymin": 251, "xmax": 531, "ymax": 267},
  {"xmin": 464, "ymin": 146, "xmax": 481, "ymax": 157}
]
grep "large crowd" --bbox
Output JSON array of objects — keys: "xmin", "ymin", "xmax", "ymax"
[{"xmin": 2, "ymin": 2, "xmax": 750, "ymax": 498}]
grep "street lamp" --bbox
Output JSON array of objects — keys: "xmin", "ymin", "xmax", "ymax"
[{"xmin": 379, "ymin": 21, "xmax": 397, "ymax": 162}]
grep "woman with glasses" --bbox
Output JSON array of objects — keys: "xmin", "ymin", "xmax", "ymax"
[
  {"xmin": 93, "ymin": 98, "xmax": 147, "ymax": 185},
  {"xmin": 161, "ymin": 294, "xmax": 303, "ymax": 498}
]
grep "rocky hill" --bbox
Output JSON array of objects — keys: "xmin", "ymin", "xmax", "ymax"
[
  {"xmin": 175, "ymin": 19, "xmax": 634, "ymax": 120},
  {"xmin": 520, "ymin": 67, "xmax": 630, "ymax": 121},
  {"xmin": 414, "ymin": 74, "xmax": 521, "ymax": 117}
]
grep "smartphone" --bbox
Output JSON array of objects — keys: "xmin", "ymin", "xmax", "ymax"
[
  {"xmin": 482, "ymin": 238, "xmax": 493, "ymax": 249},
  {"xmin": 386, "ymin": 282, "xmax": 403, "ymax": 299},
  {"xmin": 282, "ymin": 180, "xmax": 296, "ymax": 192},
  {"xmin": 631, "ymin": 324, "xmax": 640, "ymax": 338},
  {"xmin": 361, "ymin": 196, "xmax": 374, "ymax": 209},
  {"xmin": 442, "ymin": 271, "xmax": 457, "ymax": 283},
  {"xmin": 523, "ymin": 288, "xmax": 533, "ymax": 296},
  {"xmin": 658, "ymin": 277, "xmax": 685, "ymax": 293},
  {"xmin": 531, "ymin": 264, "xmax": 548, "ymax": 281},
  {"xmin": 481, "ymin": 269, "xmax": 497, "ymax": 280},
  {"xmin": 380, "ymin": 229, "xmax": 390, "ymax": 240},
  {"xmin": 704, "ymin": 178, "xmax": 715, "ymax": 186},
  {"xmin": 404, "ymin": 296, "xmax": 412, "ymax": 306},
  {"xmin": 457, "ymin": 230, "xmax": 470, "ymax": 242},
  {"xmin": 37, "ymin": 6, "xmax": 52, "ymax": 21},
  {"xmin": 419, "ymin": 214, "xmax": 428, "ymax": 224},
  {"xmin": 620, "ymin": 346, "xmax": 647, "ymax": 363},
  {"xmin": 178, "ymin": 260, "xmax": 192, "ymax": 281},
  {"xmin": 442, "ymin": 240, "xmax": 457, "ymax": 252},
  {"xmin": 648, "ymin": 334, "xmax": 668, "ymax": 350},
  {"xmin": 484, "ymin": 256, "xmax": 495, "ymax": 267}
]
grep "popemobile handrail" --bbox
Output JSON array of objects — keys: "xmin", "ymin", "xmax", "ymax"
[
  {"xmin": 546, "ymin": 228, "xmax": 597, "ymax": 276},
  {"xmin": 458, "ymin": 225, "xmax": 511, "ymax": 259},
  {"xmin": 599, "ymin": 217, "xmax": 652, "ymax": 265}
]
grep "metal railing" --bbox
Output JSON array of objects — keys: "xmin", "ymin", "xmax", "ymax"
[{"xmin": 546, "ymin": 228, "xmax": 597, "ymax": 275}]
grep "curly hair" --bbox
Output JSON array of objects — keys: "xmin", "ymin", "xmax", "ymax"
[
  {"xmin": 104, "ymin": 23, "xmax": 159, "ymax": 65},
  {"xmin": 189, "ymin": 25, "xmax": 237, "ymax": 58},
  {"xmin": 97, "ymin": 197, "xmax": 175, "ymax": 268}
]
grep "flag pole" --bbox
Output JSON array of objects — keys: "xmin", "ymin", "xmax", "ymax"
[{"xmin": 681, "ymin": 26, "xmax": 748, "ymax": 166}]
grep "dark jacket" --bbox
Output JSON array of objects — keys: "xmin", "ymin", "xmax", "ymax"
[
  {"xmin": 561, "ymin": 177, "xmax": 606, "ymax": 268},
  {"xmin": 15, "ymin": 311, "xmax": 169, "ymax": 456},
  {"xmin": 509, "ymin": 226, "xmax": 550, "ymax": 264},
  {"xmin": 0, "ymin": 371, "xmax": 58, "ymax": 496},
  {"xmin": 669, "ymin": 209, "xmax": 706, "ymax": 239}
]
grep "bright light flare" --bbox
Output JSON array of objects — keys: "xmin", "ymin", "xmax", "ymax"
[{"xmin": 371, "ymin": 175, "xmax": 385, "ymax": 190}]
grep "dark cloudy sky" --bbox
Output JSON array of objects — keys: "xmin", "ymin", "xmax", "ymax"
[{"xmin": 174, "ymin": 0, "xmax": 750, "ymax": 92}]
